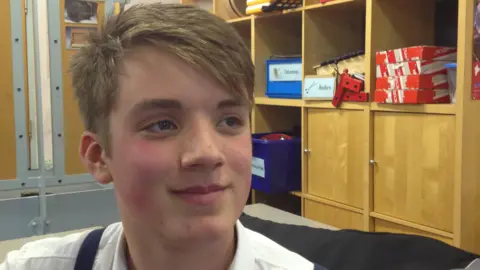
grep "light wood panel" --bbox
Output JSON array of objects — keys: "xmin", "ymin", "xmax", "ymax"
[
  {"xmin": 362, "ymin": 0, "xmax": 374, "ymax": 232},
  {"xmin": 374, "ymin": 219, "xmax": 453, "ymax": 246},
  {"xmin": 306, "ymin": 109, "xmax": 364, "ymax": 209},
  {"xmin": 61, "ymin": 2, "xmax": 105, "ymax": 175},
  {"xmin": 304, "ymin": 198, "xmax": 363, "ymax": 230},
  {"xmin": 373, "ymin": 112, "xmax": 455, "ymax": 232},
  {"xmin": 454, "ymin": 0, "xmax": 480, "ymax": 254},
  {"xmin": 0, "ymin": 1, "xmax": 17, "ymax": 180}
]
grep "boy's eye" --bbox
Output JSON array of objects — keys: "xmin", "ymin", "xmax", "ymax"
[
  {"xmin": 145, "ymin": 120, "xmax": 178, "ymax": 132},
  {"xmin": 219, "ymin": 116, "xmax": 243, "ymax": 128}
]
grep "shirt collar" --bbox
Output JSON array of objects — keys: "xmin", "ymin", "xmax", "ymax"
[
  {"xmin": 229, "ymin": 220, "xmax": 255, "ymax": 270},
  {"xmin": 112, "ymin": 220, "xmax": 254, "ymax": 270}
]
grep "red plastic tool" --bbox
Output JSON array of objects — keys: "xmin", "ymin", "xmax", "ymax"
[
  {"xmin": 332, "ymin": 70, "xmax": 366, "ymax": 107},
  {"xmin": 343, "ymin": 92, "xmax": 369, "ymax": 102}
]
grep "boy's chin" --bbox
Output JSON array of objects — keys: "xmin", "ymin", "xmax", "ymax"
[{"xmin": 171, "ymin": 214, "xmax": 237, "ymax": 241}]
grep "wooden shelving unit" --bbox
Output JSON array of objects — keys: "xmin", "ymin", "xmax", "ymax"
[{"xmin": 214, "ymin": 0, "xmax": 480, "ymax": 254}]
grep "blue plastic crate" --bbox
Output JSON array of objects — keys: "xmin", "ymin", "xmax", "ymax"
[
  {"xmin": 251, "ymin": 132, "xmax": 302, "ymax": 194},
  {"xmin": 266, "ymin": 58, "xmax": 302, "ymax": 99}
]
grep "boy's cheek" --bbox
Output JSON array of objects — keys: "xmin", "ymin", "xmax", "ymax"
[
  {"xmin": 113, "ymin": 141, "xmax": 172, "ymax": 210},
  {"xmin": 115, "ymin": 165, "xmax": 168, "ymax": 213}
]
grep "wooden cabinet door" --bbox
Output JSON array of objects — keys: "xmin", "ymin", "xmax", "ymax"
[
  {"xmin": 306, "ymin": 109, "xmax": 364, "ymax": 209},
  {"xmin": 373, "ymin": 112, "xmax": 455, "ymax": 232}
]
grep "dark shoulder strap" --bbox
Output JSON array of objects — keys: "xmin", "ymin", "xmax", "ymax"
[{"xmin": 74, "ymin": 228, "xmax": 106, "ymax": 270}]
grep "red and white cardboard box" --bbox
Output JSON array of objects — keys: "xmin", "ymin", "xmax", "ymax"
[
  {"xmin": 473, "ymin": 61, "xmax": 480, "ymax": 100},
  {"xmin": 374, "ymin": 89, "xmax": 451, "ymax": 104},
  {"xmin": 376, "ymin": 74, "xmax": 448, "ymax": 90},
  {"xmin": 376, "ymin": 46, "xmax": 457, "ymax": 65},
  {"xmin": 376, "ymin": 60, "xmax": 448, "ymax": 78}
]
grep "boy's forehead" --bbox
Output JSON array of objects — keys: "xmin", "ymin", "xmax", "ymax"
[{"xmin": 116, "ymin": 46, "xmax": 250, "ymax": 108}]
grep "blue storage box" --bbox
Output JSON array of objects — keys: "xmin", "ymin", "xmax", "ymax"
[
  {"xmin": 251, "ymin": 132, "xmax": 302, "ymax": 194},
  {"xmin": 266, "ymin": 57, "xmax": 302, "ymax": 99}
]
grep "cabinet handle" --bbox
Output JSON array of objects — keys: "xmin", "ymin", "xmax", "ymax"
[
  {"xmin": 304, "ymin": 149, "xmax": 310, "ymax": 154},
  {"xmin": 369, "ymin": 159, "xmax": 376, "ymax": 165}
]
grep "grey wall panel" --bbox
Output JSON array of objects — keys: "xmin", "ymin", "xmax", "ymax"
[
  {"xmin": 0, "ymin": 197, "xmax": 39, "ymax": 241},
  {"xmin": 45, "ymin": 188, "xmax": 121, "ymax": 234}
]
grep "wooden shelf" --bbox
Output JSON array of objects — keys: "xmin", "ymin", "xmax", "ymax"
[
  {"xmin": 370, "ymin": 212, "xmax": 454, "ymax": 239},
  {"xmin": 227, "ymin": 16, "xmax": 251, "ymax": 24},
  {"xmin": 370, "ymin": 103, "xmax": 456, "ymax": 115},
  {"xmin": 64, "ymin": 23, "xmax": 98, "ymax": 28},
  {"xmin": 255, "ymin": 96, "xmax": 455, "ymax": 114},
  {"xmin": 252, "ymin": 7, "xmax": 303, "ymax": 21},
  {"xmin": 303, "ymin": 0, "xmax": 365, "ymax": 11},
  {"xmin": 255, "ymin": 97, "xmax": 304, "ymax": 107},
  {"xmin": 304, "ymin": 100, "xmax": 367, "ymax": 110},
  {"xmin": 293, "ymin": 192, "xmax": 363, "ymax": 214},
  {"xmin": 237, "ymin": 0, "xmax": 480, "ymax": 255}
]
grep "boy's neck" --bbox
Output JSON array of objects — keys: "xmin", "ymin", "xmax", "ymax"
[{"xmin": 123, "ymin": 224, "xmax": 237, "ymax": 270}]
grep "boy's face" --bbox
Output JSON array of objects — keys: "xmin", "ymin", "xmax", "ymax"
[{"xmin": 82, "ymin": 47, "xmax": 252, "ymax": 241}]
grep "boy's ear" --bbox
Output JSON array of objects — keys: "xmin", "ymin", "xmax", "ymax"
[{"xmin": 79, "ymin": 131, "xmax": 113, "ymax": 184}]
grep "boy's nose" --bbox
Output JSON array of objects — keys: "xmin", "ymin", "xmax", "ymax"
[{"xmin": 180, "ymin": 121, "xmax": 224, "ymax": 170}]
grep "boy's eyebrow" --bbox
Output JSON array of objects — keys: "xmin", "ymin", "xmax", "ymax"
[
  {"xmin": 130, "ymin": 99, "xmax": 182, "ymax": 116},
  {"xmin": 217, "ymin": 98, "xmax": 248, "ymax": 109},
  {"xmin": 129, "ymin": 98, "xmax": 247, "ymax": 117}
]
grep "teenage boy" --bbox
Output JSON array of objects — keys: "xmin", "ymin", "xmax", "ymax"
[{"xmin": 1, "ymin": 3, "xmax": 326, "ymax": 270}]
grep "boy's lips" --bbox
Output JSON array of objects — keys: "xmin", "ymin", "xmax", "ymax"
[
  {"xmin": 171, "ymin": 184, "xmax": 228, "ymax": 205},
  {"xmin": 173, "ymin": 184, "xmax": 226, "ymax": 194}
]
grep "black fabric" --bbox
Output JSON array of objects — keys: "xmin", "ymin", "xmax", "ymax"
[
  {"xmin": 74, "ymin": 228, "xmax": 106, "ymax": 270},
  {"xmin": 239, "ymin": 213, "xmax": 480, "ymax": 270},
  {"xmin": 314, "ymin": 263, "xmax": 329, "ymax": 270}
]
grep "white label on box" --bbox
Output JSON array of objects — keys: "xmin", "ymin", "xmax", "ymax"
[
  {"xmin": 252, "ymin": 157, "xmax": 265, "ymax": 178},
  {"xmin": 269, "ymin": 63, "xmax": 302, "ymax": 82},
  {"xmin": 303, "ymin": 77, "xmax": 336, "ymax": 99}
]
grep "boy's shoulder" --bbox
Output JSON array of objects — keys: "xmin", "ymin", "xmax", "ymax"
[
  {"xmin": 239, "ymin": 222, "xmax": 319, "ymax": 270},
  {"xmin": 0, "ymin": 222, "xmax": 122, "ymax": 270}
]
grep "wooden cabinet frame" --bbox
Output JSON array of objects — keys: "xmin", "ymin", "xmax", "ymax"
[{"xmin": 222, "ymin": 0, "xmax": 480, "ymax": 254}]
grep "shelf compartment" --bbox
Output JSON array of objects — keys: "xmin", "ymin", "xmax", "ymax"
[
  {"xmin": 253, "ymin": 12, "xmax": 302, "ymax": 98},
  {"xmin": 253, "ymin": 105, "xmax": 301, "ymax": 134},
  {"xmin": 370, "ymin": 0, "xmax": 459, "ymax": 105},
  {"xmin": 229, "ymin": 16, "xmax": 252, "ymax": 52},
  {"xmin": 303, "ymin": 1, "xmax": 365, "ymax": 77}
]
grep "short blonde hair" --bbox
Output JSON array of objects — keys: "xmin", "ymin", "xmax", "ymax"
[{"xmin": 69, "ymin": 3, "xmax": 254, "ymax": 152}]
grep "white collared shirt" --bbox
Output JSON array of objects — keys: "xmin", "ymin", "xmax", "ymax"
[{"xmin": 0, "ymin": 220, "xmax": 317, "ymax": 270}]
